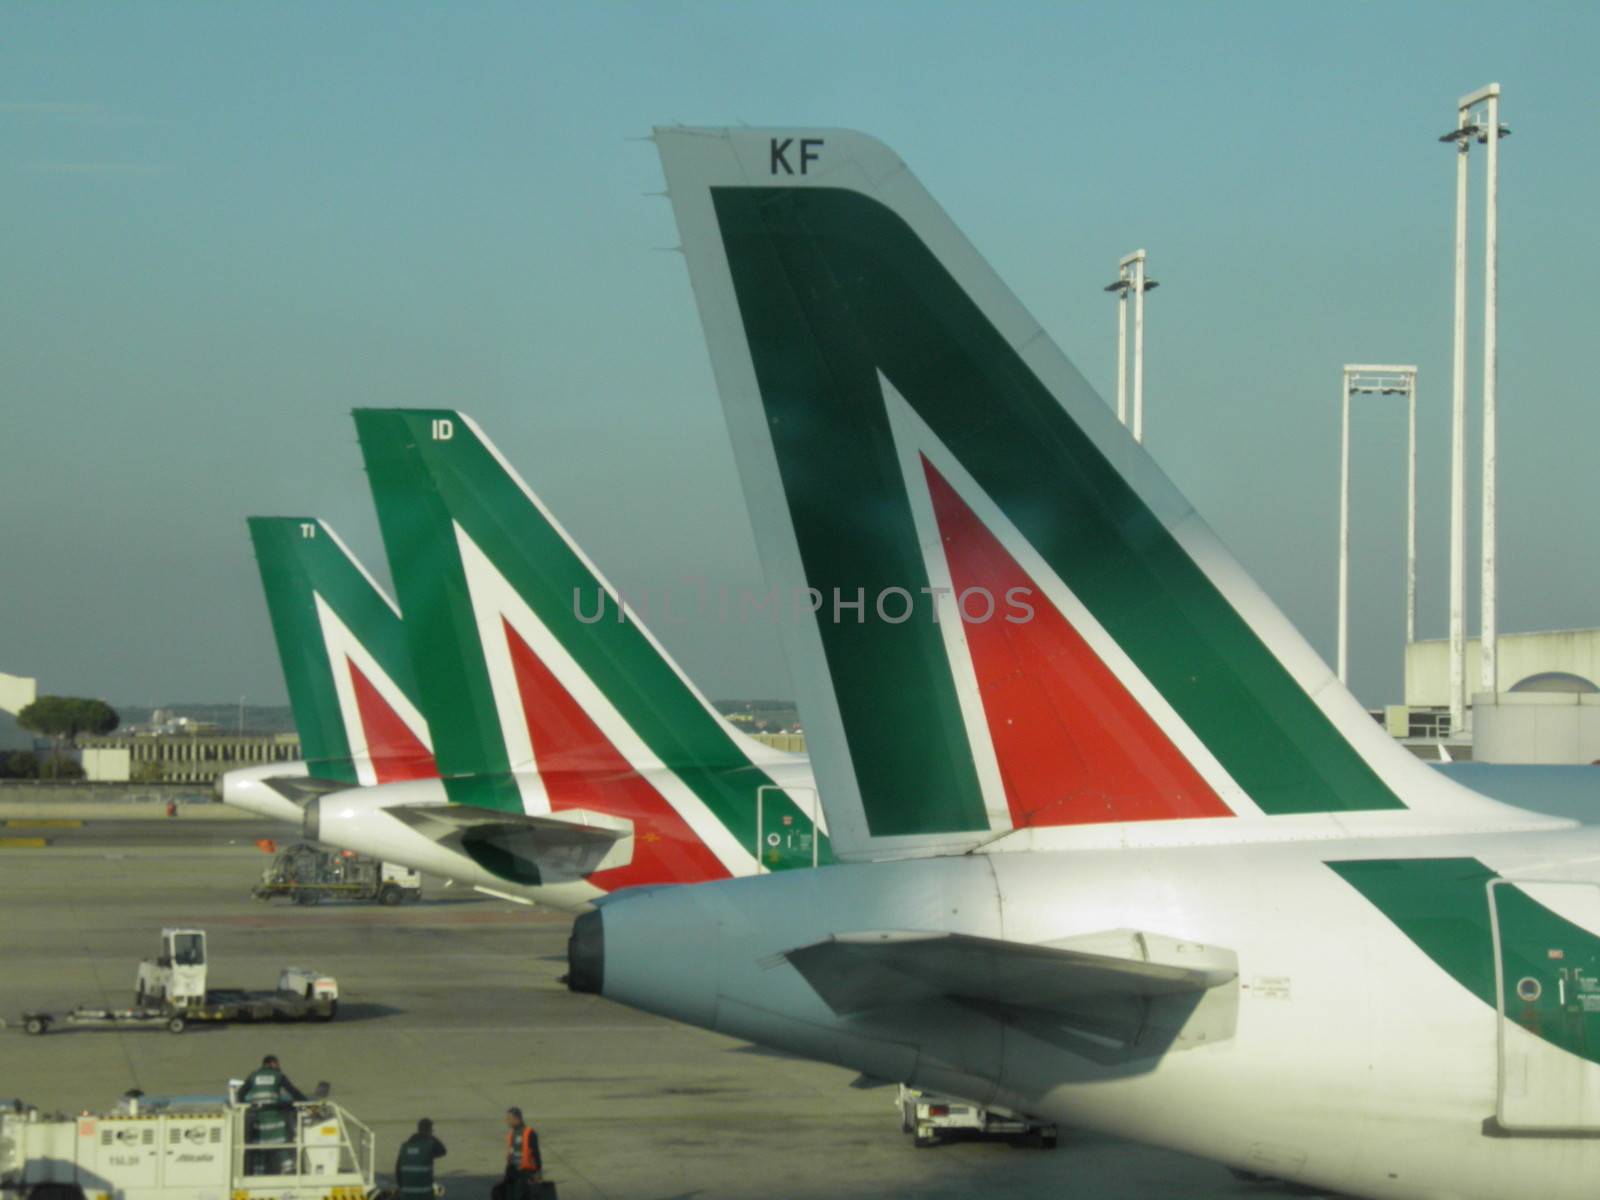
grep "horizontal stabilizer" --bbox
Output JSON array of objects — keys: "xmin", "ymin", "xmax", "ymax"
[
  {"xmin": 784, "ymin": 929, "xmax": 1235, "ymax": 1017},
  {"xmin": 264, "ymin": 775, "xmax": 362, "ymax": 805},
  {"xmin": 385, "ymin": 803, "xmax": 633, "ymax": 884}
]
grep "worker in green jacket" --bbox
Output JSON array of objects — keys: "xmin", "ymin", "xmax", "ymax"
[
  {"xmin": 251, "ymin": 1104, "xmax": 295, "ymax": 1175},
  {"xmin": 395, "ymin": 1119, "xmax": 447, "ymax": 1200},
  {"xmin": 237, "ymin": 1055, "xmax": 307, "ymax": 1105},
  {"xmin": 236, "ymin": 1055, "xmax": 305, "ymax": 1175}
]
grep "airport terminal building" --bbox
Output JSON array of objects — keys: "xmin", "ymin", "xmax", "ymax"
[{"xmin": 1401, "ymin": 628, "xmax": 1600, "ymax": 763}]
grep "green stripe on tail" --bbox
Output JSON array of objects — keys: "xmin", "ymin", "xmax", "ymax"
[
  {"xmin": 709, "ymin": 185, "xmax": 1403, "ymax": 821},
  {"xmin": 248, "ymin": 517, "xmax": 419, "ymax": 785},
  {"xmin": 354, "ymin": 409, "xmax": 830, "ymax": 864}
]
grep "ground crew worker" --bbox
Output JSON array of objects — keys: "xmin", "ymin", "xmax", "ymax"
[
  {"xmin": 250, "ymin": 1103, "xmax": 295, "ymax": 1175},
  {"xmin": 237, "ymin": 1055, "xmax": 307, "ymax": 1105},
  {"xmin": 503, "ymin": 1108, "xmax": 541, "ymax": 1200},
  {"xmin": 236, "ymin": 1055, "xmax": 306, "ymax": 1175},
  {"xmin": 395, "ymin": 1118, "xmax": 446, "ymax": 1200}
]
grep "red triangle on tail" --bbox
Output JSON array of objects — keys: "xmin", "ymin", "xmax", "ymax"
[
  {"xmin": 347, "ymin": 659, "xmax": 437, "ymax": 784},
  {"xmin": 502, "ymin": 618, "xmax": 731, "ymax": 889},
  {"xmin": 923, "ymin": 456, "xmax": 1233, "ymax": 826}
]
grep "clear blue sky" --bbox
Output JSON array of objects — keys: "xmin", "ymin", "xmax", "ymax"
[{"xmin": 3, "ymin": 2, "xmax": 1597, "ymax": 710}]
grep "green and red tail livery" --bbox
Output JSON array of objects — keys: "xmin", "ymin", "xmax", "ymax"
[
  {"xmin": 658, "ymin": 127, "xmax": 1529, "ymax": 860},
  {"xmin": 353, "ymin": 409, "xmax": 827, "ymax": 882},
  {"xmin": 248, "ymin": 517, "xmax": 435, "ymax": 787}
]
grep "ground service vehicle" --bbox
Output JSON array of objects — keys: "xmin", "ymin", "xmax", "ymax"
[
  {"xmin": 0, "ymin": 1092, "xmax": 375, "ymax": 1200},
  {"xmin": 130, "ymin": 929, "xmax": 338, "ymax": 1021},
  {"xmin": 254, "ymin": 843, "xmax": 422, "ymax": 906},
  {"xmin": 23, "ymin": 931, "xmax": 336, "ymax": 1034},
  {"xmin": 897, "ymin": 1085, "xmax": 1056, "ymax": 1149},
  {"xmin": 20, "ymin": 1008, "xmax": 191, "ymax": 1036}
]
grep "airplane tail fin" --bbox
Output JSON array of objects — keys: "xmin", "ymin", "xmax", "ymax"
[
  {"xmin": 352, "ymin": 409, "xmax": 824, "ymax": 879},
  {"xmin": 656, "ymin": 126, "xmax": 1555, "ymax": 862},
  {"xmin": 248, "ymin": 517, "xmax": 434, "ymax": 787}
]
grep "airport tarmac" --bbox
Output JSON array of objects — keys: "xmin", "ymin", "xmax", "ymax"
[{"xmin": 0, "ymin": 818, "xmax": 1299, "ymax": 1199}]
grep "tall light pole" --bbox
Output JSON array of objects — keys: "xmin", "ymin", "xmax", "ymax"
[
  {"xmin": 1114, "ymin": 274, "xmax": 1128, "ymax": 425},
  {"xmin": 1441, "ymin": 108, "xmax": 1472, "ymax": 734},
  {"xmin": 1131, "ymin": 252, "xmax": 1149, "ymax": 443},
  {"xmin": 1103, "ymin": 250, "xmax": 1158, "ymax": 441},
  {"xmin": 1439, "ymin": 84, "xmax": 1510, "ymax": 732},
  {"xmin": 1338, "ymin": 369, "xmax": 1352, "ymax": 686},
  {"xmin": 1337, "ymin": 366, "xmax": 1418, "ymax": 689},
  {"xmin": 1478, "ymin": 85, "xmax": 1505, "ymax": 701},
  {"xmin": 1407, "ymin": 369, "xmax": 1418, "ymax": 647}
]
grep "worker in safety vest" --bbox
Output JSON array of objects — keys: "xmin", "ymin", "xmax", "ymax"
[
  {"xmin": 236, "ymin": 1055, "xmax": 305, "ymax": 1175},
  {"xmin": 395, "ymin": 1118, "xmax": 446, "ymax": 1200},
  {"xmin": 503, "ymin": 1107, "xmax": 542, "ymax": 1199}
]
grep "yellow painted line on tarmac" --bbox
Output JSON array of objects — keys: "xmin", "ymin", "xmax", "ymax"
[
  {"xmin": 4, "ymin": 819, "xmax": 82, "ymax": 829},
  {"xmin": 0, "ymin": 837, "xmax": 49, "ymax": 848}
]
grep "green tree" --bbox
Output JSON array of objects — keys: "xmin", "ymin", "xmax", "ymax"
[
  {"xmin": 0, "ymin": 750, "xmax": 39, "ymax": 779},
  {"xmin": 16, "ymin": 696, "xmax": 120, "ymax": 774},
  {"xmin": 38, "ymin": 757, "xmax": 85, "ymax": 781},
  {"xmin": 130, "ymin": 759, "xmax": 165, "ymax": 783}
]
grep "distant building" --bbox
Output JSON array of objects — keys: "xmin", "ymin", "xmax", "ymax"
[
  {"xmin": 78, "ymin": 731, "xmax": 301, "ymax": 784},
  {"xmin": 124, "ymin": 710, "xmax": 224, "ymax": 736},
  {"xmin": 79, "ymin": 746, "xmax": 131, "ymax": 782},
  {"xmin": 0, "ymin": 672, "xmax": 35, "ymax": 720},
  {"xmin": 1400, "ymin": 630, "xmax": 1600, "ymax": 763},
  {"xmin": 0, "ymin": 672, "xmax": 37, "ymax": 717},
  {"xmin": 750, "ymin": 731, "xmax": 806, "ymax": 754},
  {"xmin": 0, "ymin": 673, "xmax": 38, "ymax": 752},
  {"xmin": 1472, "ymin": 692, "xmax": 1600, "ymax": 765}
]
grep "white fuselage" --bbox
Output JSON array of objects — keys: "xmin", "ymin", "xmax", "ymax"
[
  {"xmin": 216, "ymin": 761, "xmax": 312, "ymax": 824},
  {"xmin": 295, "ymin": 757, "xmax": 820, "ymax": 912},
  {"xmin": 303, "ymin": 778, "xmax": 600, "ymax": 909},
  {"xmin": 592, "ymin": 823, "xmax": 1600, "ymax": 1200}
]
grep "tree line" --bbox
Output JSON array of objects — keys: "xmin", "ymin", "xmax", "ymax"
[{"xmin": 1, "ymin": 696, "xmax": 120, "ymax": 780}]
